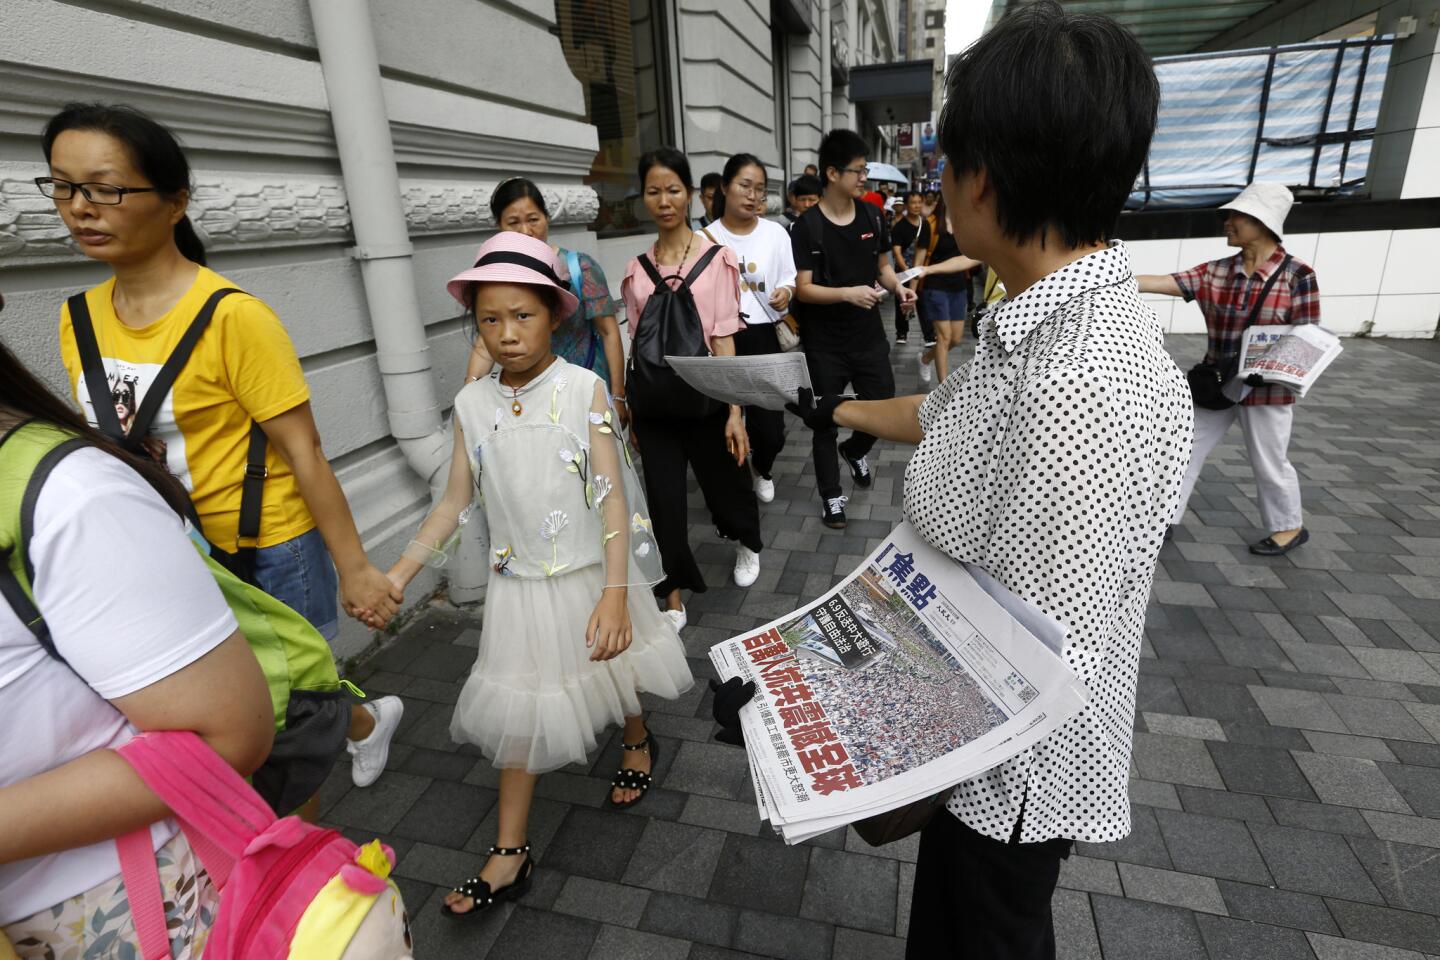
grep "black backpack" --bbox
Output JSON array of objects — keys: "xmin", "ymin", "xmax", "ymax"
[
  {"xmin": 68, "ymin": 288, "xmax": 269, "ymax": 584},
  {"xmin": 627, "ymin": 246, "xmax": 724, "ymax": 420}
]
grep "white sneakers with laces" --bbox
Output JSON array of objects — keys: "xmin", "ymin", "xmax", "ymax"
[
  {"xmin": 347, "ymin": 695, "xmax": 404, "ymax": 788},
  {"xmin": 917, "ymin": 350, "xmax": 933, "ymax": 385},
  {"xmin": 755, "ymin": 475, "xmax": 775, "ymax": 503},
  {"xmin": 733, "ymin": 544, "xmax": 761, "ymax": 587},
  {"xmin": 663, "ymin": 605, "xmax": 687, "ymax": 633}
]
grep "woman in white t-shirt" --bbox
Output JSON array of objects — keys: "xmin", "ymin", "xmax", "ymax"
[
  {"xmin": 701, "ymin": 153, "xmax": 797, "ymax": 504},
  {"xmin": 0, "ymin": 326, "xmax": 273, "ymax": 958}
]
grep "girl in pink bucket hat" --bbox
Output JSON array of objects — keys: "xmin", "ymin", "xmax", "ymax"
[{"xmin": 386, "ymin": 232, "xmax": 692, "ymax": 919}]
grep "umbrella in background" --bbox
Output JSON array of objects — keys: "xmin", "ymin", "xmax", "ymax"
[{"xmin": 866, "ymin": 162, "xmax": 910, "ymax": 186}]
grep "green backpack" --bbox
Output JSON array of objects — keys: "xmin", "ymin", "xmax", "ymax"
[{"xmin": 0, "ymin": 419, "xmax": 355, "ymax": 814}]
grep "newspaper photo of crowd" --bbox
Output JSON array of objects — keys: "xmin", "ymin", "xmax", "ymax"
[{"xmin": 780, "ymin": 573, "xmax": 1008, "ymax": 785}]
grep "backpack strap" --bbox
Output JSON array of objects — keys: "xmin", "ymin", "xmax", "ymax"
[
  {"xmin": 681, "ymin": 244, "xmax": 724, "ymax": 290},
  {"xmin": 637, "ymin": 250, "xmax": 667, "ymax": 287},
  {"xmin": 67, "ymin": 293, "xmax": 126, "ymax": 441},
  {"xmin": 126, "ymin": 288, "xmax": 243, "ymax": 447},
  {"xmin": 116, "ymin": 828, "xmax": 172, "ymax": 960}
]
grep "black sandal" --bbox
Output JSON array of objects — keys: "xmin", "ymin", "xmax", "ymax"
[
  {"xmin": 439, "ymin": 843, "xmax": 533, "ymax": 919},
  {"xmin": 606, "ymin": 731, "xmax": 660, "ymax": 809}
]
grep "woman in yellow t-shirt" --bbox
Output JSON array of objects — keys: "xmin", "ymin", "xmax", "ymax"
[{"xmin": 40, "ymin": 102, "xmax": 403, "ymax": 789}]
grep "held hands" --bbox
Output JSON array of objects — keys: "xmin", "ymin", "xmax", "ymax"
[
  {"xmin": 586, "ymin": 588, "xmax": 633, "ymax": 661},
  {"xmin": 785, "ymin": 388, "xmax": 853, "ymax": 432},
  {"xmin": 724, "ymin": 408, "xmax": 750, "ymax": 466},
  {"xmin": 342, "ymin": 563, "xmax": 404, "ymax": 629}
]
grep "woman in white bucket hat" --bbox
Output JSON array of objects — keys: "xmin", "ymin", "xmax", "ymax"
[{"xmin": 1138, "ymin": 182, "xmax": 1321, "ymax": 556}]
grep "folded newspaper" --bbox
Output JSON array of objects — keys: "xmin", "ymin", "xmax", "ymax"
[
  {"xmin": 1236, "ymin": 324, "xmax": 1342, "ymax": 399},
  {"xmin": 709, "ymin": 523, "xmax": 1090, "ymax": 844},
  {"xmin": 666, "ymin": 352, "xmax": 812, "ymax": 411}
]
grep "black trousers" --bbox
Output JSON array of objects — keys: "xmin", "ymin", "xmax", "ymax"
[
  {"xmin": 906, "ymin": 812, "xmax": 1073, "ymax": 960},
  {"xmin": 633, "ymin": 408, "xmax": 763, "ymax": 597},
  {"xmin": 895, "ymin": 292, "xmax": 934, "ymax": 342},
  {"xmin": 805, "ymin": 338, "xmax": 896, "ymax": 501},
  {"xmin": 731, "ymin": 322, "xmax": 787, "ymax": 479}
]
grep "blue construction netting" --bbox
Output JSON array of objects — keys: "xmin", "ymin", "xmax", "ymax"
[{"xmin": 1130, "ymin": 36, "xmax": 1394, "ymax": 209}]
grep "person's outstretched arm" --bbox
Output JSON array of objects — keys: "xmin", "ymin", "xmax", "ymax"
[
  {"xmin": 788, "ymin": 389, "xmax": 926, "ymax": 445},
  {"xmin": 1136, "ymin": 274, "xmax": 1182, "ymax": 296},
  {"xmin": 388, "ymin": 421, "xmax": 476, "ymax": 590}
]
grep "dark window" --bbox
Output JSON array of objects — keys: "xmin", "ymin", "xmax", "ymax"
[
  {"xmin": 557, "ymin": 0, "xmax": 675, "ymax": 237},
  {"xmin": 924, "ymin": 10, "xmax": 944, "ymax": 29}
]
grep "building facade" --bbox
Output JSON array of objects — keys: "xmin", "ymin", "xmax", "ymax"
[{"xmin": 0, "ymin": 0, "xmax": 912, "ymax": 652}]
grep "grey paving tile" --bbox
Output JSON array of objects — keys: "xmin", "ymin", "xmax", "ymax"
[
  {"xmin": 662, "ymin": 739, "xmax": 754, "ymax": 801},
  {"xmin": 639, "ymin": 892, "xmax": 737, "ymax": 949},
  {"xmin": 1251, "ymin": 822, "xmax": 1386, "ymax": 904},
  {"xmin": 708, "ymin": 833, "xmax": 810, "ymax": 915},
  {"xmin": 1196, "ymin": 914, "xmax": 1320, "ymax": 960},
  {"xmin": 1176, "ymin": 785, "xmax": 1275, "ymax": 823},
  {"xmin": 733, "ymin": 910, "xmax": 834, "ymax": 960},
  {"xmin": 1307, "ymin": 932, "xmax": 1430, "ymax": 960},
  {"xmin": 799, "ymin": 846, "xmax": 898, "ymax": 934},
  {"xmin": 1281, "ymin": 640, "xmax": 1373, "ymax": 679},
  {"xmin": 1058, "ymin": 854, "xmax": 1123, "ymax": 895},
  {"xmin": 1302, "ymin": 731, "xmax": 1400, "ymax": 762},
  {"xmin": 1249, "ymin": 685, "xmax": 1350, "ymax": 732},
  {"xmin": 1142, "ymin": 712, "xmax": 1227, "ymax": 740},
  {"xmin": 1268, "ymin": 797, "xmax": 1376, "ymax": 837},
  {"xmin": 326, "ymin": 770, "xmax": 430, "ymax": 833},
  {"xmin": 1217, "ymin": 880, "xmax": 1341, "ymax": 935},
  {"xmin": 1091, "ymin": 894, "xmax": 1208, "ymax": 960},
  {"xmin": 1336, "ymin": 678, "xmax": 1420, "ymax": 701},
  {"xmin": 1327, "ymin": 695, "xmax": 1436, "ymax": 742},
  {"xmin": 1052, "ymin": 888, "xmax": 1102, "ymax": 960},
  {"xmin": 551, "ymin": 875, "xmax": 650, "ymax": 928},
  {"xmin": 1131, "ymin": 732, "xmax": 1225, "ymax": 787},
  {"xmin": 487, "ymin": 904, "xmax": 600, "ymax": 959},
  {"xmin": 1129, "ymin": 778, "xmax": 1183, "ymax": 810},
  {"xmin": 1076, "ymin": 804, "xmax": 1171, "ymax": 869},
  {"xmin": 1208, "ymin": 741, "xmax": 1318, "ymax": 800},
  {"xmin": 585, "ymin": 923, "xmax": 691, "ymax": 960},
  {"xmin": 896, "ymin": 860, "xmax": 915, "ymax": 938},
  {"xmin": 833, "ymin": 927, "xmax": 908, "ymax": 960},
  {"xmin": 1154, "ymin": 808, "xmax": 1273, "ymax": 885},
  {"xmin": 1378, "ymin": 763, "xmax": 1440, "ymax": 817},
  {"xmin": 1352, "ymin": 649, "xmax": 1440, "ymax": 685},
  {"xmin": 1359, "ymin": 811, "xmax": 1440, "ymax": 849},
  {"xmin": 621, "ymin": 819, "xmax": 726, "ymax": 898},
  {"xmin": 1293, "ymin": 753, "xmax": 1414, "ymax": 813},
  {"xmin": 541, "ymin": 806, "xmax": 648, "ymax": 883},
  {"xmin": 1326, "ymin": 898, "xmax": 1440, "ymax": 955},
  {"xmin": 1347, "ymin": 835, "xmax": 1440, "ymax": 914},
  {"xmin": 679, "ymin": 794, "xmax": 765, "ymax": 836},
  {"xmin": 1117, "ymin": 862, "xmax": 1227, "ymax": 915}
]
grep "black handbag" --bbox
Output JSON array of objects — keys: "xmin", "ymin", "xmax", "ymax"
[{"xmin": 1187, "ymin": 255, "xmax": 1291, "ymax": 411}]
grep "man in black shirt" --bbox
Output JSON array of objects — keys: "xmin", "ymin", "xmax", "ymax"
[
  {"xmin": 791, "ymin": 129, "xmax": 917, "ymax": 528},
  {"xmin": 890, "ymin": 190, "xmax": 932, "ymax": 345}
]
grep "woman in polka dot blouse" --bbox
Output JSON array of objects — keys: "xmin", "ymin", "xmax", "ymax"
[{"xmin": 788, "ymin": 4, "xmax": 1193, "ymax": 957}]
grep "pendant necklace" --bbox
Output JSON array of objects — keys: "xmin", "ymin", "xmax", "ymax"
[
  {"xmin": 508, "ymin": 381, "xmax": 523, "ymax": 417},
  {"xmin": 653, "ymin": 230, "xmax": 695, "ymax": 282}
]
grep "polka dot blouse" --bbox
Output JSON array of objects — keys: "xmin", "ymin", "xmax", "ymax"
[{"xmin": 903, "ymin": 242, "xmax": 1193, "ymax": 844}]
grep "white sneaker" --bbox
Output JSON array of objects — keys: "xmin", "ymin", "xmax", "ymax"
[
  {"xmin": 917, "ymin": 351, "xmax": 933, "ymax": 385},
  {"xmin": 755, "ymin": 476, "xmax": 775, "ymax": 503},
  {"xmin": 663, "ymin": 605, "xmax": 688, "ymax": 633},
  {"xmin": 733, "ymin": 545, "xmax": 761, "ymax": 588},
  {"xmin": 347, "ymin": 695, "xmax": 404, "ymax": 788}
]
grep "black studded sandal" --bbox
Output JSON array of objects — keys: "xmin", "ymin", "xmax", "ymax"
[
  {"xmin": 439, "ymin": 843, "xmax": 533, "ymax": 919},
  {"xmin": 606, "ymin": 730, "xmax": 660, "ymax": 810}
]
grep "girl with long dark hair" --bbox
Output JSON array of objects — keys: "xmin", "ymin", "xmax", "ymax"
[
  {"xmin": 914, "ymin": 196, "xmax": 981, "ymax": 385},
  {"xmin": 0, "ymin": 311, "xmax": 274, "ymax": 956},
  {"xmin": 37, "ymin": 102, "xmax": 402, "ymax": 789}
]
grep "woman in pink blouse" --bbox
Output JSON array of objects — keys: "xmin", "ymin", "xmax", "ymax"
[{"xmin": 622, "ymin": 147, "xmax": 765, "ymax": 630}]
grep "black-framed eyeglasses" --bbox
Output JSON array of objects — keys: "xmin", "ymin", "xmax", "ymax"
[
  {"xmin": 841, "ymin": 165, "xmax": 870, "ymax": 178},
  {"xmin": 34, "ymin": 177, "xmax": 158, "ymax": 205}
]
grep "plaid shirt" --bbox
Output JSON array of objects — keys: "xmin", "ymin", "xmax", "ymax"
[{"xmin": 1173, "ymin": 246, "xmax": 1320, "ymax": 406}]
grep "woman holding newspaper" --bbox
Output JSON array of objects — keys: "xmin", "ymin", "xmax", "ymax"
[{"xmin": 1137, "ymin": 182, "xmax": 1320, "ymax": 556}]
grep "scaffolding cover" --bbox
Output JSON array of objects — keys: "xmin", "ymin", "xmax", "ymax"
[{"xmin": 1131, "ymin": 37, "xmax": 1393, "ymax": 209}]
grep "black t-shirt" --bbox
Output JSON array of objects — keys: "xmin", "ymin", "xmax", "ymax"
[
  {"xmin": 890, "ymin": 215, "xmax": 930, "ymax": 268},
  {"xmin": 925, "ymin": 228, "xmax": 967, "ymax": 292},
  {"xmin": 790, "ymin": 202, "xmax": 890, "ymax": 349}
]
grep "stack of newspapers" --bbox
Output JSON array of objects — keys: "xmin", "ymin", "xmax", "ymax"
[{"xmin": 709, "ymin": 523, "xmax": 1090, "ymax": 844}]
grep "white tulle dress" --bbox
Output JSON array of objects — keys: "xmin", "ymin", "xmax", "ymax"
[{"xmin": 448, "ymin": 358, "xmax": 692, "ymax": 773}]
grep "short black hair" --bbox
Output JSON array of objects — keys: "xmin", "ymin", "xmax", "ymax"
[
  {"xmin": 904, "ymin": 189, "xmax": 923, "ymax": 201},
  {"xmin": 699, "ymin": 172, "xmax": 723, "ymax": 192},
  {"xmin": 490, "ymin": 177, "xmax": 549, "ymax": 223},
  {"xmin": 638, "ymin": 147, "xmax": 694, "ymax": 192},
  {"xmin": 939, "ymin": 0, "xmax": 1157, "ymax": 248},
  {"xmin": 818, "ymin": 129, "xmax": 868, "ymax": 185},
  {"xmin": 789, "ymin": 174, "xmax": 822, "ymax": 198}
]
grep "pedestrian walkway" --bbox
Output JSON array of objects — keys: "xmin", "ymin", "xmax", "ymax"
[{"xmin": 325, "ymin": 333, "xmax": 1440, "ymax": 960}]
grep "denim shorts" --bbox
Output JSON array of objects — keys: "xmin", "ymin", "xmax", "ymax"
[
  {"xmin": 252, "ymin": 527, "xmax": 339, "ymax": 640},
  {"xmin": 921, "ymin": 286, "xmax": 969, "ymax": 323}
]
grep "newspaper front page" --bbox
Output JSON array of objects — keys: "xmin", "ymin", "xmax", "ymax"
[
  {"xmin": 1238, "ymin": 324, "xmax": 1342, "ymax": 398},
  {"xmin": 710, "ymin": 523, "xmax": 1089, "ymax": 843}
]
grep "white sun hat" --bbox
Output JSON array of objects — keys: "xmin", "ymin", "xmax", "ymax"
[{"xmin": 1219, "ymin": 182, "xmax": 1294, "ymax": 242}]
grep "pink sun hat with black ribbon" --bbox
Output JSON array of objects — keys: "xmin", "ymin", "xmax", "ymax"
[{"xmin": 446, "ymin": 231, "xmax": 580, "ymax": 321}]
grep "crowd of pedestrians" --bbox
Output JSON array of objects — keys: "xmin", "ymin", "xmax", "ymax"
[{"xmin": 1, "ymin": 0, "xmax": 1332, "ymax": 955}]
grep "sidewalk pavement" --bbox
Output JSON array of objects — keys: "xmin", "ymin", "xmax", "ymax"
[{"xmin": 327, "ymin": 333, "xmax": 1440, "ymax": 960}]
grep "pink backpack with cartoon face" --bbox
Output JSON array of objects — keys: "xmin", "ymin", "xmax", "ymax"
[{"xmin": 114, "ymin": 730, "xmax": 414, "ymax": 960}]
